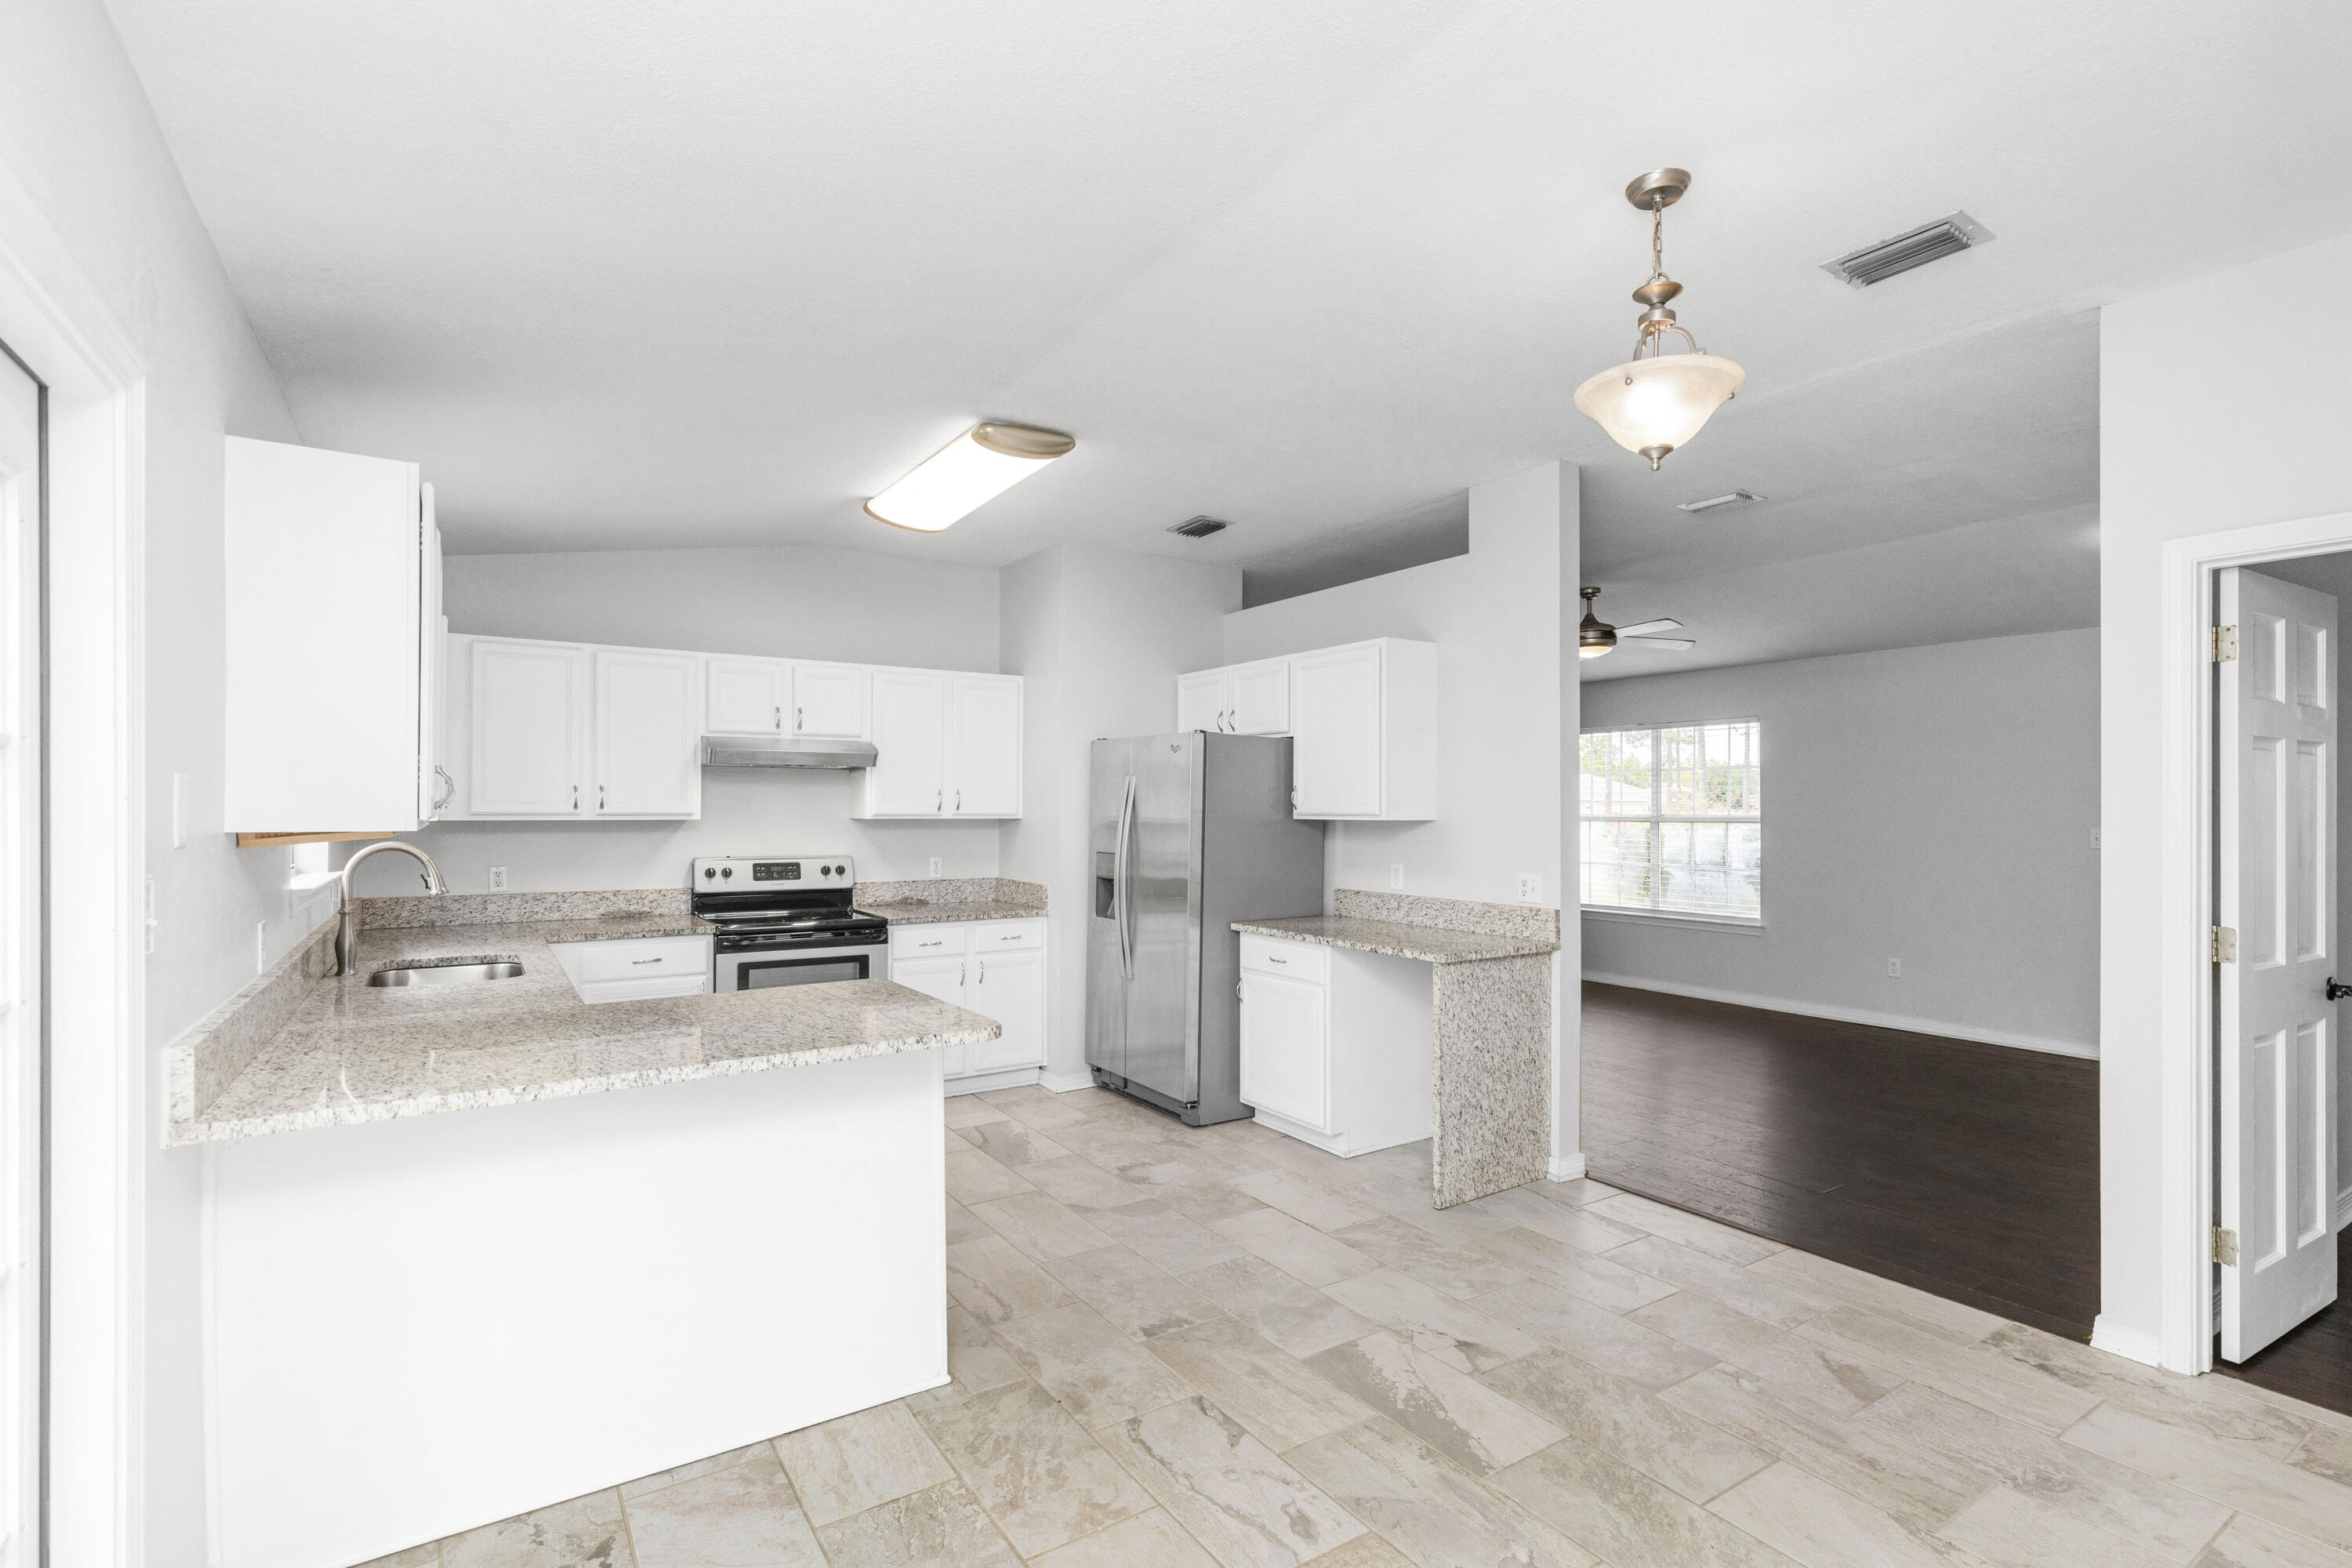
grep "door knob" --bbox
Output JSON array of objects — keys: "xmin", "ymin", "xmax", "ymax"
[{"xmin": 2329, "ymin": 978, "xmax": 2352, "ymax": 1001}]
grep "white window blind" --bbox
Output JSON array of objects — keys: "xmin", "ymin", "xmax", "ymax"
[{"xmin": 1579, "ymin": 718, "xmax": 1762, "ymax": 922}]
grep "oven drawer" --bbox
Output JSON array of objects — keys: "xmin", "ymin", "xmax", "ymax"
[
  {"xmin": 889, "ymin": 924, "xmax": 969, "ymax": 959},
  {"xmin": 568, "ymin": 935, "xmax": 712, "ymax": 984}
]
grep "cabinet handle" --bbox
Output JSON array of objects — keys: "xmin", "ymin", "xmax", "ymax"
[
  {"xmin": 572, "ymin": 784, "xmax": 580, "ymax": 811},
  {"xmin": 960, "ymin": 962, "xmax": 967, "ymax": 986},
  {"xmin": 775, "ymin": 705, "xmax": 782, "ymax": 731},
  {"xmin": 432, "ymin": 765, "xmax": 454, "ymax": 811},
  {"xmin": 956, "ymin": 789, "xmax": 962, "ymax": 811},
  {"xmin": 936, "ymin": 788, "xmax": 942, "ymax": 813},
  {"xmin": 1268, "ymin": 955, "xmax": 1287, "ymax": 964},
  {"xmin": 631, "ymin": 956, "xmax": 662, "ymax": 966},
  {"xmin": 598, "ymin": 784, "xmax": 606, "ymax": 810},
  {"xmin": 978, "ymin": 959, "xmax": 985, "ymax": 982},
  {"xmin": 796, "ymin": 706, "xmax": 804, "ymax": 731}
]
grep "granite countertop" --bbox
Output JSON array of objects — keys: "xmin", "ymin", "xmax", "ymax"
[
  {"xmin": 865, "ymin": 898, "xmax": 1046, "ymax": 927},
  {"xmin": 1231, "ymin": 914, "xmax": 1562, "ymax": 965},
  {"xmin": 169, "ymin": 916, "xmax": 1000, "ymax": 1147}
]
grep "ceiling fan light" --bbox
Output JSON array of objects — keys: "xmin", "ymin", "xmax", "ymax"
[
  {"xmin": 866, "ymin": 422, "xmax": 1075, "ymax": 532},
  {"xmin": 1578, "ymin": 639, "xmax": 1616, "ymax": 660},
  {"xmin": 1573, "ymin": 354, "xmax": 1746, "ymax": 470}
]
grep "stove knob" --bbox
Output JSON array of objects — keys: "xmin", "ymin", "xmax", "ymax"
[
  {"xmin": 702, "ymin": 867, "xmax": 716, "ymax": 879},
  {"xmin": 834, "ymin": 863, "xmax": 847, "ymax": 876},
  {"xmin": 720, "ymin": 866, "xmax": 733, "ymax": 878}
]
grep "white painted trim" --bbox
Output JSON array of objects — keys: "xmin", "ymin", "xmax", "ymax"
[
  {"xmin": 1036, "ymin": 1070, "xmax": 1094, "ymax": 1095},
  {"xmin": 1546, "ymin": 1154, "xmax": 1588, "ymax": 1182},
  {"xmin": 1584, "ymin": 971, "xmax": 2099, "ymax": 1060},
  {"xmin": 0, "ymin": 152, "xmax": 147, "ymax": 1566},
  {"xmin": 943, "ymin": 1066, "xmax": 1043, "ymax": 1098},
  {"xmin": 2089, "ymin": 1314, "xmax": 2165, "ymax": 1368},
  {"xmin": 1578, "ymin": 908, "xmax": 1764, "ymax": 935},
  {"xmin": 2151, "ymin": 510, "xmax": 2352, "ymax": 1377},
  {"xmin": 2336, "ymin": 1189, "xmax": 2352, "ymax": 1230}
]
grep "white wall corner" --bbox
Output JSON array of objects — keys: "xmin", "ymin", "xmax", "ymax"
[{"xmin": 2089, "ymin": 1314, "xmax": 2165, "ymax": 1369}]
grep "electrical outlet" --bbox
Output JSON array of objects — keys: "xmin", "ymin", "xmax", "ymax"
[
  {"xmin": 929, "ymin": 857, "xmax": 943, "ymax": 877},
  {"xmin": 488, "ymin": 866, "xmax": 508, "ymax": 892},
  {"xmin": 1389, "ymin": 864, "xmax": 1404, "ymax": 891},
  {"xmin": 1886, "ymin": 958, "xmax": 1902, "ymax": 978},
  {"xmin": 1518, "ymin": 873, "xmax": 1542, "ymax": 904}
]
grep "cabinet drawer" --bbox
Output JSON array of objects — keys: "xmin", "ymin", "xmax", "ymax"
[
  {"xmin": 574, "ymin": 973, "xmax": 709, "ymax": 1005},
  {"xmin": 890, "ymin": 923, "xmax": 969, "ymax": 958},
  {"xmin": 970, "ymin": 919, "xmax": 1044, "ymax": 953},
  {"xmin": 1240, "ymin": 935, "xmax": 1327, "ymax": 984},
  {"xmin": 568, "ymin": 935, "xmax": 711, "ymax": 984}
]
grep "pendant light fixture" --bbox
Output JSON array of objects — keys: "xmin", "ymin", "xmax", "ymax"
[
  {"xmin": 866, "ymin": 422, "xmax": 1076, "ymax": 532},
  {"xmin": 1573, "ymin": 169, "xmax": 1745, "ymax": 470}
]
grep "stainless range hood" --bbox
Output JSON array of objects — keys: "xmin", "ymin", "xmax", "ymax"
[{"xmin": 699, "ymin": 735, "xmax": 879, "ymax": 770}]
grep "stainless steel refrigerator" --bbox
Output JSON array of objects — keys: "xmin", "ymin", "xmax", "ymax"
[{"xmin": 1087, "ymin": 732, "xmax": 1327, "ymax": 1124}]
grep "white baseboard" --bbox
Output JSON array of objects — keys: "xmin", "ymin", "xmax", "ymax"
[
  {"xmin": 944, "ymin": 1067, "xmax": 1041, "ymax": 1098},
  {"xmin": 2089, "ymin": 1315, "xmax": 2165, "ymax": 1368},
  {"xmin": 1584, "ymin": 972, "xmax": 2098, "ymax": 1061},
  {"xmin": 1547, "ymin": 1154, "xmax": 1588, "ymax": 1182},
  {"xmin": 2339, "ymin": 1189, "xmax": 2352, "ymax": 1229},
  {"xmin": 1038, "ymin": 1070, "xmax": 1094, "ymax": 1094}
]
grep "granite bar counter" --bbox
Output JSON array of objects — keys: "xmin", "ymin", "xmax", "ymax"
[
  {"xmin": 1234, "ymin": 888, "xmax": 1560, "ymax": 1209},
  {"xmin": 167, "ymin": 887, "xmax": 982, "ymax": 1568}
]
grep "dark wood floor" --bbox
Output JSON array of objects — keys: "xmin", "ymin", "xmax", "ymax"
[{"xmin": 1581, "ymin": 980, "xmax": 2352, "ymax": 1417}]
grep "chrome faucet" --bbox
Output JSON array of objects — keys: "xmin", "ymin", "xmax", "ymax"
[{"xmin": 336, "ymin": 840, "xmax": 448, "ymax": 977}]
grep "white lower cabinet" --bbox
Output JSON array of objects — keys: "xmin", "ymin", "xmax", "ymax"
[
  {"xmin": 1236, "ymin": 935, "xmax": 1431, "ymax": 1156},
  {"xmin": 888, "ymin": 920, "xmax": 1046, "ymax": 1089},
  {"xmin": 549, "ymin": 935, "xmax": 712, "ymax": 1004}
]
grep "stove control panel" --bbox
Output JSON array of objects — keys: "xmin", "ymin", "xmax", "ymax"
[{"xmin": 691, "ymin": 855, "xmax": 855, "ymax": 887}]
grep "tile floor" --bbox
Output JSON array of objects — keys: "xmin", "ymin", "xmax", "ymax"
[{"xmin": 370, "ymin": 1082, "xmax": 2352, "ymax": 1568}]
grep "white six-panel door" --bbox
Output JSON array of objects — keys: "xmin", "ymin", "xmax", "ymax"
[{"xmin": 2219, "ymin": 567, "xmax": 2341, "ymax": 1361}]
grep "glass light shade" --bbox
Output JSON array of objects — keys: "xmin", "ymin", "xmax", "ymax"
[
  {"xmin": 866, "ymin": 423, "xmax": 1073, "ymax": 532},
  {"xmin": 1573, "ymin": 352, "xmax": 1745, "ymax": 465},
  {"xmin": 1578, "ymin": 641, "xmax": 1614, "ymax": 659}
]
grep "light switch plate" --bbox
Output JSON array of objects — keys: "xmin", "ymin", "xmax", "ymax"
[{"xmin": 1517, "ymin": 873, "xmax": 1541, "ymax": 903}]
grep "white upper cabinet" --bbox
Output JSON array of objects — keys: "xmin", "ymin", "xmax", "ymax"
[
  {"xmin": 1181, "ymin": 639, "xmax": 1434, "ymax": 819},
  {"xmin": 1288, "ymin": 638, "xmax": 1436, "ymax": 820},
  {"xmin": 1177, "ymin": 658, "xmax": 1290, "ymax": 735},
  {"xmin": 1227, "ymin": 659, "xmax": 1290, "ymax": 735},
  {"xmin": 470, "ymin": 639, "xmax": 588, "ymax": 816},
  {"xmin": 593, "ymin": 649, "xmax": 701, "ymax": 815},
  {"xmin": 950, "ymin": 674, "xmax": 1022, "ymax": 817},
  {"xmin": 1177, "ymin": 670, "xmax": 1226, "ymax": 734},
  {"xmin": 863, "ymin": 670, "xmax": 948, "ymax": 816},
  {"xmin": 223, "ymin": 435, "xmax": 430, "ymax": 833},
  {"xmin": 706, "ymin": 658, "xmax": 786, "ymax": 735},
  {"xmin": 793, "ymin": 663, "xmax": 869, "ymax": 739}
]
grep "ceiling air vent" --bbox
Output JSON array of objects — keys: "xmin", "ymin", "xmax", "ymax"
[
  {"xmin": 1821, "ymin": 211, "xmax": 1993, "ymax": 289},
  {"xmin": 1167, "ymin": 516, "xmax": 1231, "ymax": 539}
]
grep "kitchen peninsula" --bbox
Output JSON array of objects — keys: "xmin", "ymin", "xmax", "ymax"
[{"xmin": 165, "ymin": 888, "xmax": 999, "ymax": 1568}]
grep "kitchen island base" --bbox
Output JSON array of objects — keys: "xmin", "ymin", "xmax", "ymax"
[{"xmin": 203, "ymin": 1047, "xmax": 947, "ymax": 1568}]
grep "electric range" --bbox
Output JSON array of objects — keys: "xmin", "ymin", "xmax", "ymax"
[{"xmin": 691, "ymin": 855, "xmax": 889, "ymax": 990}]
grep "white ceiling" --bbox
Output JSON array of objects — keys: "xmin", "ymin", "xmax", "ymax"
[{"xmin": 104, "ymin": 0, "xmax": 2352, "ymax": 658}]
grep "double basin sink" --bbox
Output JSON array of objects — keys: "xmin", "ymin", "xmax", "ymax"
[{"xmin": 365, "ymin": 959, "xmax": 526, "ymax": 988}]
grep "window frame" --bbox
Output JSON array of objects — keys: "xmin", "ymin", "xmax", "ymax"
[{"xmin": 1577, "ymin": 715, "xmax": 1764, "ymax": 927}]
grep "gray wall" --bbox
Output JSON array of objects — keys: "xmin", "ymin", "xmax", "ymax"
[
  {"xmin": 1580, "ymin": 628, "xmax": 2100, "ymax": 1054},
  {"xmin": 444, "ymin": 543, "xmax": 1000, "ymax": 668}
]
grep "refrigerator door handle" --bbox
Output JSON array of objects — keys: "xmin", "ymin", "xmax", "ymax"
[{"xmin": 1114, "ymin": 773, "xmax": 1138, "ymax": 979}]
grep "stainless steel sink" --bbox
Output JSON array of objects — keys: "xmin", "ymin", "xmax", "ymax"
[{"xmin": 366, "ymin": 960, "xmax": 525, "ymax": 988}]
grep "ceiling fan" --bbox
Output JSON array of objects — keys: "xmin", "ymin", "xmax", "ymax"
[{"xmin": 1578, "ymin": 586, "xmax": 1697, "ymax": 659}]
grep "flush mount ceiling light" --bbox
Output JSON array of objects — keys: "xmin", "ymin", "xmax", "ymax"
[
  {"xmin": 866, "ymin": 422, "xmax": 1076, "ymax": 532},
  {"xmin": 1573, "ymin": 169, "xmax": 1746, "ymax": 471},
  {"xmin": 1675, "ymin": 489, "xmax": 1765, "ymax": 513},
  {"xmin": 1578, "ymin": 586, "xmax": 1697, "ymax": 660}
]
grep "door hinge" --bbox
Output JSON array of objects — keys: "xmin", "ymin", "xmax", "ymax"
[
  {"xmin": 2212, "ymin": 625, "xmax": 2238, "ymax": 662},
  {"xmin": 2213, "ymin": 1225, "xmax": 2239, "ymax": 1266},
  {"xmin": 2212, "ymin": 925, "xmax": 2238, "ymax": 963}
]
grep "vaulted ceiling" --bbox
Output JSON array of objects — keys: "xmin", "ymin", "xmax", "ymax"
[{"xmin": 104, "ymin": 0, "xmax": 2352, "ymax": 666}]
